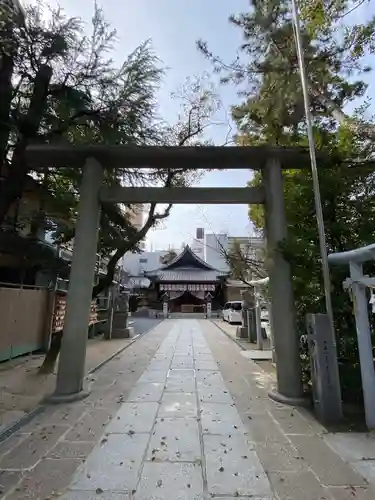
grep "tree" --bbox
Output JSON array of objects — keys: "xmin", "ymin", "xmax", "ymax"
[
  {"xmin": 0, "ymin": 1, "xmax": 220, "ymax": 286},
  {"xmin": 198, "ymin": 0, "xmax": 375, "ymax": 142},
  {"xmin": 198, "ymin": 0, "xmax": 375, "ymax": 403},
  {"xmin": 160, "ymin": 249, "xmax": 178, "ymax": 265},
  {"xmin": 0, "ymin": 1, "xmax": 164, "ymax": 224},
  {"xmin": 24, "ymin": 3, "xmax": 221, "ymax": 374},
  {"xmin": 249, "ymin": 131, "xmax": 375, "ymax": 400},
  {"xmin": 219, "ymin": 237, "xmax": 266, "ymax": 287}
]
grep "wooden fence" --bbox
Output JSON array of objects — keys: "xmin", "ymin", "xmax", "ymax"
[
  {"xmin": 0, "ymin": 284, "xmax": 101, "ymax": 363},
  {"xmin": 0, "ymin": 286, "xmax": 51, "ymax": 362}
]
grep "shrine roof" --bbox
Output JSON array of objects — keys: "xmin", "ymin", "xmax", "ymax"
[
  {"xmin": 145, "ymin": 245, "xmax": 228, "ymax": 282},
  {"xmin": 151, "ymin": 268, "xmax": 226, "ymax": 282}
]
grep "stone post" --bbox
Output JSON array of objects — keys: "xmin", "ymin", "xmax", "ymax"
[
  {"xmin": 206, "ymin": 301, "xmax": 212, "ymax": 318},
  {"xmin": 254, "ymin": 291, "xmax": 263, "ymax": 350},
  {"xmin": 50, "ymin": 157, "xmax": 104, "ymax": 402},
  {"xmin": 237, "ymin": 289, "xmax": 256, "ymax": 341},
  {"xmin": 262, "ymin": 157, "xmax": 304, "ymax": 404},
  {"xmin": 112, "ymin": 290, "xmax": 134, "ymax": 338},
  {"xmin": 205, "ymin": 291, "xmax": 213, "ymax": 318},
  {"xmin": 163, "ymin": 301, "xmax": 168, "ymax": 318}
]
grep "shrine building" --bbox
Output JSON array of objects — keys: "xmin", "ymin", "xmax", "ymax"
[{"xmin": 145, "ymin": 245, "xmax": 228, "ymax": 313}]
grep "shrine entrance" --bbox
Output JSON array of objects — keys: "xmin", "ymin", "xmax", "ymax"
[
  {"xmin": 169, "ymin": 292, "xmax": 204, "ymax": 313},
  {"xmin": 145, "ymin": 245, "xmax": 226, "ymax": 314},
  {"xmin": 25, "ymin": 144, "xmax": 314, "ymax": 407}
]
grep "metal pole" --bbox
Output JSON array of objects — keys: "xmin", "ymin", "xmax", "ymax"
[
  {"xmin": 291, "ymin": 0, "xmax": 342, "ymax": 418},
  {"xmin": 51, "ymin": 157, "xmax": 103, "ymax": 402},
  {"xmin": 349, "ymin": 262, "xmax": 375, "ymax": 429},
  {"xmin": 290, "ymin": 0, "xmax": 335, "ymax": 335}
]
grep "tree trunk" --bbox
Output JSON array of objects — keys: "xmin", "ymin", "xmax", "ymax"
[
  {"xmin": 0, "ymin": 53, "xmax": 14, "ymax": 168},
  {"xmin": 39, "ymin": 202, "xmax": 166, "ymax": 371},
  {"xmin": 0, "ymin": 64, "xmax": 52, "ymax": 225},
  {"xmin": 38, "ymin": 330, "xmax": 63, "ymax": 374},
  {"xmin": 0, "ymin": 17, "xmax": 16, "ymax": 168}
]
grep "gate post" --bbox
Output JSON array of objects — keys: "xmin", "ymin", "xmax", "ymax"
[
  {"xmin": 262, "ymin": 158, "xmax": 304, "ymax": 404},
  {"xmin": 50, "ymin": 157, "xmax": 104, "ymax": 402}
]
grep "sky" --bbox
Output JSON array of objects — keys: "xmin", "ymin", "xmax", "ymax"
[
  {"xmin": 24, "ymin": 0, "xmax": 374, "ymax": 251},
  {"xmin": 24, "ymin": 0, "xmax": 252, "ymax": 250}
]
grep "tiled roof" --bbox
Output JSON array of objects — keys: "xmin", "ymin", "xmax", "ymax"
[
  {"xmin": 162, "ymin": 245, "xmax": 217, "ymax": 271},
  {"xmin": 147, "ymin": 268, "xmax": 227, "ymax": 282}
]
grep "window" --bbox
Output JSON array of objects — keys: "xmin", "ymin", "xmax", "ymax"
[
  {"xmin": 139, "ymin": 258, "xmax": 148, "ymax": 263},
  {"xmin": 231, "ymin": 302, "xmax": 242, "ymax": 311}
]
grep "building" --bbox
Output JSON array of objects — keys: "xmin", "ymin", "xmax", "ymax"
[
  {"xmin": 121, "ymin": 250, "xmax": 169, "ymax": 277},
  {"xmin": 191, "ymin": 227, "xmax": 205, "ymax": 261},
  {"xmin": 0, "ymin": 176, "xmax": 70, "ymax": 285},
  {"xmin": 190, "ymin": 230, "xmax": 264, "ymax": 277},
  {"xmin": 145, "ymin": 245, "xmax": 228, "ymax": 312},
  {"xmin": 120, "ymin": 230, "xmax": 265, "ymax": 308},
  {"xmin": 190, "ymin": 231, "xmax": 229, "ymax": 271},
  {"xmin": 228, "ymin": 235, "xmax": 265, "ymax": 280},
  {"xmin": 204, "ymin": 232, "xmax": 230, "ymax": 272},
  {"xmin": 189, "ymin": 230, "xmax": 265, "ymax": 302}
]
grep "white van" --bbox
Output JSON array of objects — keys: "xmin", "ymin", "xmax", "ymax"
[{"xmin": 222, "ymin": 301, "xmax": 243, "ymax": 324}]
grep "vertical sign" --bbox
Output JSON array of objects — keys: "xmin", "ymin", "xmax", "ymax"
[
  {"xmin": 163, "ymin": 302, "xmax": 168, "ymax": 318},
  {"xmin": 206, "ymin": 302, "xmax": 212, "ymax": 318}
]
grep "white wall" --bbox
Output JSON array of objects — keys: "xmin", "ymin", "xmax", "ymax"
[
  {"xmin": 191, "ymin": 237, "xmax": 205, "ymax": 261},
  {"xmin": 204, "ymin": 232, "xmax": 230, "ymax": 272},
  {"xmin": 190, "ymin": 231, "xmax": 264, "ymax": 274},
  {"xmin": 121, "ymin": 250, "xmax": 168, "ymax": 276}
]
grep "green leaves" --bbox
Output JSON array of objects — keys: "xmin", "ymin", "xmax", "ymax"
[
  {"xmin": 199, "ymin": 0, "xmax": 375, "ymax": 141},
  {"xmin": 204, "ymin": 0, "xmax": 375, "ymax": 403}
]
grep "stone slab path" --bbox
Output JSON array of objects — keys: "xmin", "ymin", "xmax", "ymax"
[
  {"xmin": 1, "ymin": 319, "xmax": 375, "ymax": 500},
  {"xmin": 62, "ymin": 320, "xmax": 273, "ymax": 499}
]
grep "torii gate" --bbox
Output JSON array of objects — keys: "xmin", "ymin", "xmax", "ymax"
[{"xmin": 26, "ymin": 144, "xmax": 314, "ymax": 406}]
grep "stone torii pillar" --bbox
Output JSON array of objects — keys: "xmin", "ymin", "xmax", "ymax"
[
  {"xmin": 49, "ymin": 157, "xmax": 104, "ymax": 402},
  {"xmin": 262, "ymin": 158, "xmax": 305, "ymax": 405}
]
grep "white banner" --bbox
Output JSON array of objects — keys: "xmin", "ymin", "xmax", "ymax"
[{"xmin": 160, "ymin": 283, "xmax": 215, "ymax": 292}]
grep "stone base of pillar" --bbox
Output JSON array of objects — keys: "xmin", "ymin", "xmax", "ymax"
[
  {"xmin": 111, "ymin": 326, "xmax": 134, "ymax": 339},
  {"xmin": 45, "ymin": 389, "xmax": 90, "ymax": 405},
  {"xmin": 268, "ymin": 389, "xmax": 309, "ymax": 408},
  {"xmin": 236, "ymin": 326, "xmax": 250, "ymax": 339}
]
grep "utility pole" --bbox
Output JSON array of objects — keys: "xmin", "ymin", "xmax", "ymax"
[{"xmin": 290, "ymin": 0, "xmax": 342, "ymax": 411}]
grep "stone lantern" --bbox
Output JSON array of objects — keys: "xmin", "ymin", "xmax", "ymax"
[{"xmin": 111, "ymin": 289, "xmax": 134, "ymax": 338}]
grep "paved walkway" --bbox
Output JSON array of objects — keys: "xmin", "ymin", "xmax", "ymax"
[
  {"xmin": 1, "ymin": 319, "xmax": 375, "ymax": 499},
  {"xmin": 0, "ymin": 336, "xmax": 133, "ymax": 434},
  {"xmin": 63, "ymin": 320, "xmax": 273, "ymax": 499},
  {"xmin": 212, "ymin": 318, "xmax": 272, "ymax": 351},
  {"xmin": 0, "ymin": 319, "xmax": 162, "ymax": 435}
]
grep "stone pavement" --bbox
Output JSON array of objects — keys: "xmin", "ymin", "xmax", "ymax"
[
  {"xmin": 0, "ymin": 335, "xmax": 135, "ymax": 435},
  {"xmin": 1, "ymin": 319, "xmax": 375, "ymax": 500},
  {"xmin": 0, "ymin": 321, "xmax": 170, "ymax": 499},
  {"xmin": 212, "ymin": 318, "xmax": 272, "ymax": 353}
]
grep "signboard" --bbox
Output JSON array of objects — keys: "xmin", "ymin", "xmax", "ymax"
[{"xmin": 159, "ymin": 283, "xmax": 215, "ymax": 292}]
